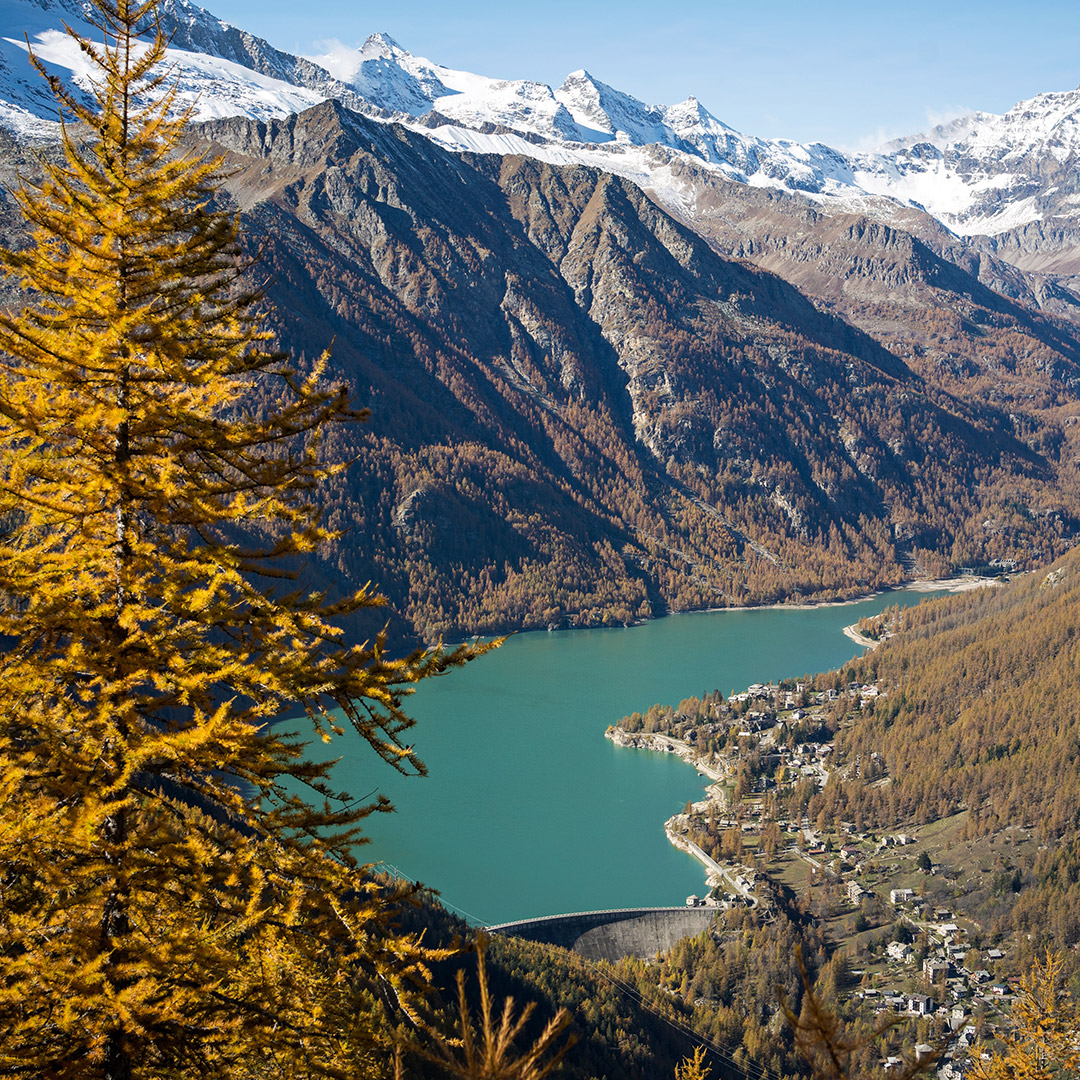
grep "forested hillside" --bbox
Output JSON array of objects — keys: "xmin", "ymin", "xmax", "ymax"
[
  {"xmin": 5, "ymin": 101, "xmax": 1080, "ymax": 642},
  {"xmin": 800, "ymin": 557, "xmax": 1080, "ymax": 946},
  {"xmin": 834, "ymin": 561, "xmax": 1080, "ymax": 837},
  {"xmin": 404, "ymin": 896, "xmax": 826, "ymax": 1080},
  {"xmin": 144, "ymin": 102, "xmax": 1080, "ymax": 641},
  {"xmin": 667, "ymin": 161, "xmax": 1080, "ymax": 414}
]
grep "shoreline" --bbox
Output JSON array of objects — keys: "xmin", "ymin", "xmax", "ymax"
[
  {"xmin": 605, "ymin": 726, "xmax": 728, "ymax": 783},
  {"xmin": 605, "ymin": 576, "xmax": 1006, "ymax": 892},
  {"xmin": 843, "ymin": 624, "xmax": 880, "ymax": 649},
  {"xmin": 444, "ymin": 574, "xmax": 1006, "ymax": 648},
  {"xmin": 840, "ymin": 576, "xmax": 1004, "ymax": 651},
  {"xmin": 684, "ymin": 574, "xmax": 1004, "ymax": 617},
  {"xmin": 606, "ymin": 727, "xmax": 732, "ymax": 889}
]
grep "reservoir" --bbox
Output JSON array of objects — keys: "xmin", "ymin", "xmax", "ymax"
[{"xmin": 330, "ymin": 587, "xmax": 948, "ymax": 925}]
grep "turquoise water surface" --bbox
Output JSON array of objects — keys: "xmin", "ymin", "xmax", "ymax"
[{"xmin": 327, "ymin": 587, "xmax": 944, "ymax": 924}]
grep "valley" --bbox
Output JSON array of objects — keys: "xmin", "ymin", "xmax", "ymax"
[
  {"xmin": 597, "ymin": 556, "xmax": 1080, "ymax": 1076},
  {"xmin": 6, "ymin": 3, "xmax": 1080, "ymax": 646},
  {"xmin": 3, "ymin": 3, "xmax": 1080, "ymax": 1077}
]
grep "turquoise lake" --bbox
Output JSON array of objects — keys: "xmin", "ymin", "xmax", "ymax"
[{"xmin": 327, "ymin": 587, "xmax": 947, "ymax": 925}]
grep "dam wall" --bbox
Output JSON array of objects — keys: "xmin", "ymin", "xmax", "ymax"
[{"xmin": 487, "ymin": 906, "xmax": 716, "ymax": 961}]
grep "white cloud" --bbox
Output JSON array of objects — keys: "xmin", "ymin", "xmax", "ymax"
[
  {"xmin": 841, "ymin": 104, "xmax": 977, "ymax": 154},
  {"xmin": 840, "ymin": 126, "xmax": 907, "ymax": 154},
  {"xmin": 305, "ymin": 38, "xmax": 363, "ymax": 82},
  {"xmin": 923, "ymin": 104, "xmax": 975, "ymax": 130}
]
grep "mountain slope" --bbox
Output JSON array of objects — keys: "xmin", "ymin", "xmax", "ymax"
[
  {"xmin": 817, "ymin": 549, "xmax": 1080, "ymax": 948},
  {"xmin": 5, "ymin": 4, "xmax": 1080, "ymax": 637},
  {"xmin": 159, "ymin": 101, "xmax": 1080, "ymax": 639},
  {"xmin": 662, "ymin": 161, "xmax": 1080, "ymax": 411}
]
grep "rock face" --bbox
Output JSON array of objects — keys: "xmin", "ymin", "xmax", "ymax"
[
  {"xmin": 152, "ymin": 102, "xmax": 1080, "ymax": 641},
  {"xmin": 655, "ymin": 159, "xmax": 1080, "ymax": 409},
  {"xmin": 6, "ymin": 0, "xmax": 1080, "ymax": 263},
  {"xmin": 7, "ymin": 0, "xmax": 1080, "ymax": 325},
  {"xmin": 851, "ymin": 90, "xmax": 1080, "ymax": 237},
  {"xmin": 6, "ymin": 2, "xmax": 1080, "ymax": 639}
]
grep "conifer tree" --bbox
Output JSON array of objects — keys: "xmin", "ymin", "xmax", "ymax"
[
  {"xmin": 0, "ymin": 1, "xmax": 477, "ymax": 1075},
  {"xmin": 970, "ymin": 953, "xmax": 1080, "ymax": 1080}
]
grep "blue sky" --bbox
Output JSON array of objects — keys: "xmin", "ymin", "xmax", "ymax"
[{"xmin": 205, "ymin": 0, "xmax": 1080, "ymax": 149}]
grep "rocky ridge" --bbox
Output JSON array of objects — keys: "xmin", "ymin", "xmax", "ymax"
[
  {"xmin": 144, "ymin": 100, "xmax": 1080, "ymax": 638},
  {"xmin": 5, "ymin": 4, "xmax": 1080, "ymax": 638},
  {"xmin": 5, "ymin": 0, "xmax": 1080, "ymax": 267}
]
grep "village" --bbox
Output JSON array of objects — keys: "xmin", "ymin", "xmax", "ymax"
[{"xmin": 607, "ymin": 668, "xmax": 1038, "ymax": 1076}]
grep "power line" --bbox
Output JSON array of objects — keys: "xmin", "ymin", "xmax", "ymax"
[
  {"xmin": 374, "ymin": 860, "xmax": 491, "ymax": 926},
  {"xmin": 373, "ymin": 871, "xmax": 791, "ymax": 1080},
  {"xmin": 593, "ymin": 962, "xmax": 783, "ymax": 1080}
]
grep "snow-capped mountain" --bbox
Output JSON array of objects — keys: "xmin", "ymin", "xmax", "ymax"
[
  {"xmin": 0, "ymin": 0, "xmax": 340, "ymax": 137},
  {"xmin": 305, "ymin": 31, "xmax": 870, "ymax": 207},
  {"xmin": 326, "ymin": 38, "xmax": 1080, "ymax": 242},
  {"xmin": 290, "ymin": 29, "xmax": 1080, "ymax": 241},
  {"xmin": 850, "ymin": 90, "xmax": 1080, "ymax": 236},
  {"xmin": 3, "ymin": 0, "xmax": 1080, "ymax": 248}
]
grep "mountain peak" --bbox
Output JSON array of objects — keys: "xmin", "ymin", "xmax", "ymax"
[
  {"xmin": 0, "ymin": 0, "xmax": 1077, "ymax": 242},
  {"xmin": 361, "ymin": 32, "xmax": 408, "ymax": 59}
]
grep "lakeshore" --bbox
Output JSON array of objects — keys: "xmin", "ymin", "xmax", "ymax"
[
  {"xmin": 441, "ymin": 574, "xmax": 1008, "ymax": 650},
  {"xmin": 351, "ymin": 583, "xmax": 964, "ymax": 923},
  {"xmin": 843, "ymin": 576, "xmax": 1002, "ymax": 649},
  {"xmin": 843, "ymin": 624, "xmax": 879, "ymax": 649},
  {"xmin": 680, "ymin": 573, "xmax": 1005, "ymax": 618},
  {"xmin": 605, "ymin": 577, "xmax": 996, "ymax": 897},
  {"xmin": 606, "ymin": 725, "xmax": 750, "ymax": 893},
  {"xmin": 606, "ymin": 726, "xmax": 738, "ymax": 896}
]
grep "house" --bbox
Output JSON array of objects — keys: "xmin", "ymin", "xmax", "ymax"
[
  {"xmin": 924, "ymin": 958, "xmax": 950, "ymax": 981},
  {"xmin": 848, "ymin": 881, "xmax": 868, "ymax": 904},
  {"xmin": 908, "ymin": 994, "xmax": 934, "ymax": 1015},
  {"xmin": 888, "ymin": 941, "xmax": 913, "ymax": 963},
  {"xmin": 890, "ymin": 888, "xmax": 915, "ymax": 904}
]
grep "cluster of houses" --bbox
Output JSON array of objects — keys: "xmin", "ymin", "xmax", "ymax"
[
  {"xmin": 728, "ymin": 681, "xmax": 880, "ymax": 709},
  {"xmin": 782, "ymin": 824, "xmax": 1017, "ymax": 1077},
  {"xmin": 646, "ymin": 676, "xmax": 1030, "ymax": 1079},
  {"xmin": 859, "ymin": 914, "xmax": 1019, "ymax": 1077}
]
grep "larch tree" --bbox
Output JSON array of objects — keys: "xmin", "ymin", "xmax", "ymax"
[
  {"xmin": 969, "ymin": 953, "xmax": 1080, "ymax": 1080},
  {"xmin": 0, "ymin": 0, "xmax": 479, "ymax": 1076}
]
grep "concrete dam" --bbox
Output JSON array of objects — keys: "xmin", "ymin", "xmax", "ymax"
[{"xmin": 487, "ymin": 907, "xmax": 716, "ymax": 961}]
